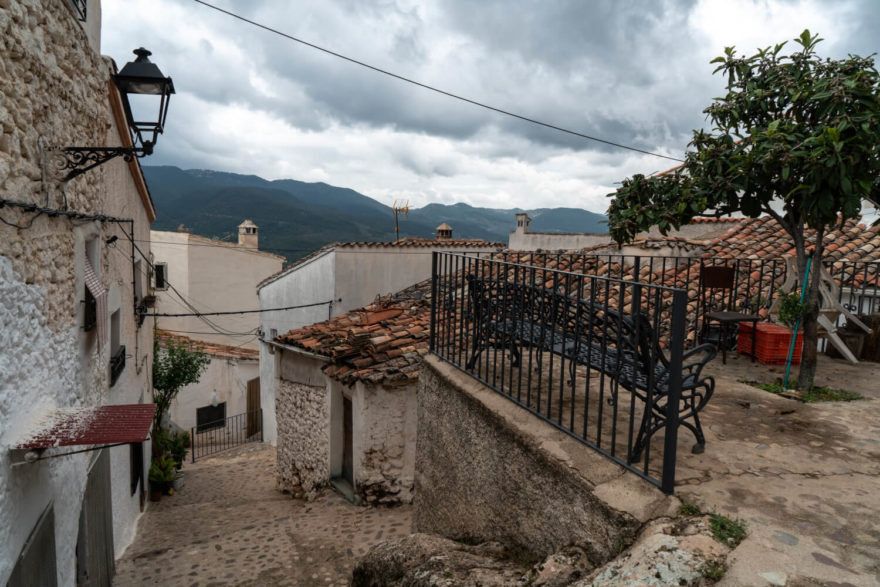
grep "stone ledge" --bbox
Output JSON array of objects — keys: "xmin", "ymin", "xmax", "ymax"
[{"xmin": 415, "ymin": 355, "xmax": 677, "ymax": 564}]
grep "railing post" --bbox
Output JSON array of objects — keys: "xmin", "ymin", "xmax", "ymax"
[
  {"xmin": 260, "ymin": 409, "xmax": 264, "ymax": 442},
  {"xmin": 430, "ymin": 252, "xmax": 438, "ymax": 353},
  {"xmin": 661, "ymin": 289, "xmax": 687, "ymax": 494},
  {"xmin": 191, "ymin": 426, "xmax": 195, "ymax": 463}
]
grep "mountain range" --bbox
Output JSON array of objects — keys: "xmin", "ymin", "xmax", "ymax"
[{"xmin": 142, "ymin": 166, "xmax": 608, "ymax": 261}]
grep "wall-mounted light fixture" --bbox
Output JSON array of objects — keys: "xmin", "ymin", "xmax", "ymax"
[{"xmin": 49, "ymin": 48, "xmax": 175, "ymax": 181}]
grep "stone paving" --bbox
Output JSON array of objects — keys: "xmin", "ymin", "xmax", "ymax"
[
  {"xmin": 685, "ymin": 353, "xmax": 880, "ymax": 586},
  {"xmin": 114, "ymin": 443, "xmax": 412, "ymax": 586}
]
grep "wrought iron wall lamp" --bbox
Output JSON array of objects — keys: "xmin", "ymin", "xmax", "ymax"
[{"xmin": 49, "ymin": 48, "xmax": 175, "ymax": 181}]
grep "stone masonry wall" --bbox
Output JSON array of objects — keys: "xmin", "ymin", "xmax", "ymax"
[
  {"xmin": 275, "ymin": 378, "xmax": 329, "ymax": 500},
  {"xmin": 415, "ymin": 356, "xmax": 643, "ymax": 563},
  {"xmin": 356, "ymin": 382, "xmax": 417, "ymax": 505},
  {"xmin": 1, "ymin": 1, "xmax": 154, "ymax": 582}
]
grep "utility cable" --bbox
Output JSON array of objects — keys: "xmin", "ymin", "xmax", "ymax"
[
  {"xmin": 192, "ymin": 0, "xmax": 684, "ymax": 163},
  {"xmin": 145, "ymin": 300, "xmax": 332, "ymax": 317}
]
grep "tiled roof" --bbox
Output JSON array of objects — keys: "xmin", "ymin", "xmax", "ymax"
[
  {"xmin": 689, "ymin": 217, "xmax": 746, "ymax": 224},
  {"xmin": 275, "ymin": 215, "xmax": 880, "ymax": 384},
  {"xmin": 705, "ymin": 215, "xmax": 880, "ymax": 263},
  {"xmin": 276, "ymin": 280, "xmax": 432, "ymax": 386},
  {"xmin": 155, "ymin": 330, "xmax": 259, "ymax": 360}
]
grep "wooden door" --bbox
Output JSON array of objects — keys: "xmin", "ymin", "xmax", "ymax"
[
  {"xmin": 76, "ymin": 449, "xmax": 115, "ymax": 587},
  {"xmin": 246, "ymin": 377, "xmax": 261, "ymax": 437},
  {"xmin": 8, "ymin": 504, "xmax": 57, "ymax": 587},
  {"xmin": 342, "ymin": 396, "xmax": 353, "ymax": 486}
]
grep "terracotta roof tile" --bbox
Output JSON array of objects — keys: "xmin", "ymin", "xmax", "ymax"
[
  {"xmin": 276, "ymin": 280, "xmax": 433, "ymax": 385},
  {"xmin": 155, "ymin": 330, "xmax": 259, "ymax": 360}
]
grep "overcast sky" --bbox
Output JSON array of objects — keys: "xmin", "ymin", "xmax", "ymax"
[{"xmin": 101, "ymin": 0, "xmax": 879, "ymax": 214}]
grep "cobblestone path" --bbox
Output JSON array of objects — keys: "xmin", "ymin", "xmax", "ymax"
[{"xmin": 114, "ymin": 443, "xmax": 412, "ymax": 586}]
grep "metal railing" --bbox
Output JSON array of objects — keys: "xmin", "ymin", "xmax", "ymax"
[
  {"xmin": 430, "ymin": 252, "xmax": 690, "ymax": 493},
  {"xmin": 191, "ymin": 409, "xmax": 263, "ymax": 463},
  {"xmin": 448, "ymin": 252, "xmax": 880, "ymax": 347}
]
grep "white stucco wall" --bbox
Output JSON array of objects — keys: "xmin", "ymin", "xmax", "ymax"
[
  {"xmin": 258, "ymin": 250, "xmax": 336, "ymax": 445},
  {"xmin": 508, "ymin": 231, "xmax": 612, "ymax": 251},
  {"xmin": 169, "ymin": 356, "xmax": 259, "ymax": 432},
  {"xmin": 152, "ymin": 231, "xmax": 283, "ymax": 350}
]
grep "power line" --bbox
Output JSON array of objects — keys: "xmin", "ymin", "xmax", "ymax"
[
  {"xmin": 192, "ymin": 0, "xmax": 684, "ymax": 163},
  {"xmin": 145, "ymin": 300, "xmax": 332, "ymax": 318}
]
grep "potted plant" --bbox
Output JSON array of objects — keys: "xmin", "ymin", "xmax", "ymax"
[{"xmin": 148, "ymin": 455, "xmax": 177, "ymax": 499}]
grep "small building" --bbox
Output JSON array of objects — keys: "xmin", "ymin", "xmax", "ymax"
[
  {"xmin": 268, "ymin": 281, "xmax": 431, "ymax": 505},
  {"xmin": 508, "ymin": 212, "xmax": 746, "ymax": 252},
  {"xmin": 151, "ymin": 221, "xmax": 283, "ymax": 432},
  {"xmin": 156, "ymin": 331, "xmax": 260, "ymax": 434},
  {"xmin": 151, "ymin": 220, "xmax": 284, "ymax": 350},
  {"xmin": 257, "ymin": 226, "xmax": 502, "ymax": 444}
]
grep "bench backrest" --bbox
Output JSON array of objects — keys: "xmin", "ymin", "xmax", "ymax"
[{"xmin": 467, "ymin": 274, "xmax": 663, "ymax": 374}]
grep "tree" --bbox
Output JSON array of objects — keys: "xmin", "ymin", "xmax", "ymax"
[
  {"xmin": 607, "ymin": 30, "xmax": 880, "ymax": 390},
  {"xmin": 152, "ymin": 332, "xmax": 211, "ymax": 432}
]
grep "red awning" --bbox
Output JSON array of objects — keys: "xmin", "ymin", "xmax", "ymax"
[{"xmin": 13, "ymin": 404, "xmax": 156, "ymax": 450}]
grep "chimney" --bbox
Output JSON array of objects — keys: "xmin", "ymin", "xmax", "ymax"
[
  {"xmin": 436, "ymin": 223, "xmax": 453, "ymax": 240},
  {"xmin": 514, "ymin": 213, "xmax": 531, "ymax": 234},
  {"xmin": 238, "ymin": 219, "xmax": 259, "ymax": 248}
]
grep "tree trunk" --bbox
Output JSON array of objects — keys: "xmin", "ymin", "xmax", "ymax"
[{"xmin": 797, "ymin": 230, "xmax": 825, "ymax": 390}]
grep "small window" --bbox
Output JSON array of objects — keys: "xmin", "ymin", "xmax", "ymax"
[
  {"xmin": 130, "ymin": 442, "xmax": 143, "ymax": 495},
  {"xmin": 154, "ymin": 263, "xmax": 167, "ymax": 290},
  {"xmin": 196, "ymin": 402, "xmax": 226, "ymax": 432},
  {"xmin": 109, "ymin": 310, "xmax": 125, "ymax": 386}
]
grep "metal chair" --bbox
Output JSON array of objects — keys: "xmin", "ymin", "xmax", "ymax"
[{"xmin": 699, "ymin": 265, "xmax": 760, "ymax": 364}]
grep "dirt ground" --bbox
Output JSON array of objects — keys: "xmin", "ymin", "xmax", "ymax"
[{"xmin": 114, "ymin": 444, "xmax": 412, "ymax": 586}]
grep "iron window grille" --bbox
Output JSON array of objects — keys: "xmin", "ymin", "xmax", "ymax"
[
  {"xmin": 83, "ymin": 287, "xmax": 97, "ymax": 332},
  {"xmin": 110, "ymin": 344, "xmax": 126, "ymax": 386},
  {"xmin": 67, "ymin": 0, "xmax": 86, "ymax": 21}
]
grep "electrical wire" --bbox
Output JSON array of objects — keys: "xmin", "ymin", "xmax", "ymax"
[
  {"xmin": 145, "ymin": 300, "xmax": 332, "ymax": 318},
  {"xmin": 192, "ymin": 0, "xmax": 684, "ymax": 163}
]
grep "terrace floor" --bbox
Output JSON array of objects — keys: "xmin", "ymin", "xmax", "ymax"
[{"xmin": 684, "ymin": 352, "xmax": 880, "ymax": 586}]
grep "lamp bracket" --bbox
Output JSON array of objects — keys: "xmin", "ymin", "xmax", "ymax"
[{"xmin": 45, "ymin": 145, "xmax": 151, "ymax": 182}]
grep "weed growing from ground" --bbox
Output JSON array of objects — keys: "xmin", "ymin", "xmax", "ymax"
[
  {"xmin": 701, "ymin": 558, "xmax": 727, "ymax": 582},
  {"xmin": 709, "ymin": 512, "xmax": 747, "ymax": 548},
  {"xmin": 740, "ymin": 379, "xmax": 863, "ymax": 403},
  {"xmin": 677, "ymin": 501, "xmax": 701, "ymax": 516}
]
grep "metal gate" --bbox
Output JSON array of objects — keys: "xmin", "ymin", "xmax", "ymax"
[{"xmin": 246, "ymin": 377, "xmax": 261, "ymax": 437}]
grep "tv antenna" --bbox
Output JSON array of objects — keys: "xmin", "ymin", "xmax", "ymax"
[{"xmin": 392, "ymin": 200, "xmax": 409, "ymax": 242}]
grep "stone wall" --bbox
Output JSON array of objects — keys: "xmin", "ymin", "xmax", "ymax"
[
  {"xmin": 1, "ymin": 0, "xmax": 155, "ymax": 582},
  {"xmin": 275, "ymin": 378, "xmax": 329, "ymax": 499},
  {"xmin": 356, "ymin": 382, "xmax": 417, "ymax": 505},
  {"xmin": 415, "ymin": 356, "xmax": 663, "ymax": 564}
]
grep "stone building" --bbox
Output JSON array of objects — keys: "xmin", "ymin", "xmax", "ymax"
[
  {"xmin": 0, "ymin": 1, "xmax": 161, "ymax": 584},
  {"xmin": 257, "ymin": 226, "xmax": 501, "ymax": 444},
  {"xmin": 267, "ymin": 281, "xmax": 431, "ymax": 505}
]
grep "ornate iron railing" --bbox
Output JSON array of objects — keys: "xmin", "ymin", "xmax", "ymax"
[
  {"xmin": 430, "ymin": 252, "xmax": 696, "ymax": 493},
  {"xmin": 191, "ymin": 409, "xmax": 263, "ymax": 462}
]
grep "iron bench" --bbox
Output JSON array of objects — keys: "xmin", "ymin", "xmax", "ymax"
[{"xmin": 465, "ymin": 274, "xmax": 717, "ymax": 459}]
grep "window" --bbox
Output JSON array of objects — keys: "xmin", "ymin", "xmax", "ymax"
[
  {"xmin": 130, "ymin": 442, "xmax": 143, "ymax": 495},
  {"xmin": 196, "ymin": 402, "xmax": 226, "ymax": 432},
  {"xmin": 109, "ymin": 310, "xmax": 125, "ymax": 386},
  {"xmin": 154, "ymin": 262, "xmax": 167, "ymax": 290}
]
